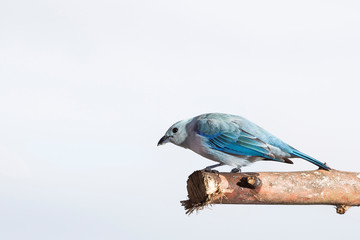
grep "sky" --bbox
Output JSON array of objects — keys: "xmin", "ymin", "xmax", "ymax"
[{"xmin": 1, "ymin": 0, "xmax": 360, "ymax": 239}]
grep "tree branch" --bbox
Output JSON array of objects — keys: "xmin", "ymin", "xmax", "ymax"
[{"xmin": 181, "ymin": 169, "xmax": 360, "ymax": 215}]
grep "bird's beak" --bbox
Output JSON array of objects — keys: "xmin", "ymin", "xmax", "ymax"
[{"xmin": 157, "ymin": 135, "xmax": 170, "ymax": 146}]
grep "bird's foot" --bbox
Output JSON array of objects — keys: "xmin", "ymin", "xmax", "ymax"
[
  {"xmin": 202, "ymin": 163, "xmax": 223, "ymax": 174},
  {"xmin": 204, "ymin": 168, "xmax": 220, "ymax": 175},
  {"xmin": 231, "ymin": 168, "xmax": 241, "ymax": 173}
]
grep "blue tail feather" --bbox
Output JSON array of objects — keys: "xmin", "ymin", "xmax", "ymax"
[{"xmin": 290, "ymin": 149, "xmax": 330, "ymax": 170}]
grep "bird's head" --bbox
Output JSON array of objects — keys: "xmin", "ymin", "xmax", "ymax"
[{"xmin": 157, "ymin": 119, "xmax": 189, "ymax": 147}]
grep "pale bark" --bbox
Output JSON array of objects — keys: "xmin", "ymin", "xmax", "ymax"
[{"xmin": 181, "ymin": 169, "xmax": 360, "ymax": 215}]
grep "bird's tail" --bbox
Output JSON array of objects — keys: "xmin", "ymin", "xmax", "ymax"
[{"xmin": 290, "ymin": 148, "xmax": 331, "ymax": 170}]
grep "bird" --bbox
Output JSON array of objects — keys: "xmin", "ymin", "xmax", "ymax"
[{"xmin": 157, "ymin": 113, "xmax": 330, "ymax": 172}]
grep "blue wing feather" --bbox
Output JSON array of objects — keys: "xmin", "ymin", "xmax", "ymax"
[
  {"xmin": 196, "ymin": 117, "xmax": 273, "ymax": 158},
  {"xmin": 198, "ymin": 129, "xmax": 273, "ymax": 159}
]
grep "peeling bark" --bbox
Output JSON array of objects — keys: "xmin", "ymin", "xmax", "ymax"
[{"xmin": 181, "ymin": 169, "xmax": 360, "ymax": 215}]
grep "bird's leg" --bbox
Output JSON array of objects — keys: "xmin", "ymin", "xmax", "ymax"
[
  {"xmin": 203, "ymin": 163, "xmax": 223, "ymax": 174},
  {"xmin": 231, "ymin": 168, "xmax": 241, "ymax": 173}
]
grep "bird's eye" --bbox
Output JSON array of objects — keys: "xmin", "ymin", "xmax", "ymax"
[{"xmin": 172, "ymin": 128, "xmax": 178, "ymax": 133}]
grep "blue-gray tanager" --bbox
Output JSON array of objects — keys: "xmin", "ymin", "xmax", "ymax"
[{"xmin": 158, "ymin": 113, "xmax": 330, "ymax": 172}]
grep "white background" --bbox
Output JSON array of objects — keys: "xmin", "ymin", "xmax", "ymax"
[{"xmin": 1, "ymin": 0, "xmax": 360, "ymax": 239}]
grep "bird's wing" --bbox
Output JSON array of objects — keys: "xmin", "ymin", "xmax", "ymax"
[{"xmin": 196, "ymin": 118, "xmax": 284, "ymax": 162}]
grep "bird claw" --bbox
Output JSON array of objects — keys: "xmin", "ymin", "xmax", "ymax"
[{"xmin": 204, "ymin": 168, "xmax": 220, "ymax": 175}]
